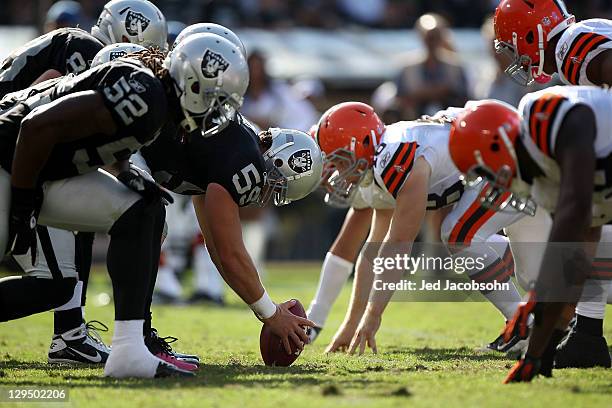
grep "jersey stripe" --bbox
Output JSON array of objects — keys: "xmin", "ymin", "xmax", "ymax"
[
  {"xmin": 448, "ymin": 192, "xmax": 484, "ymax": 244},
  {"xmin": 381, "ymin": 143, "xmax": 409, "ymax": 184},
  {"xmin": 386, "ymin": 143, "xmax": 418, "ymax": 197},
  {"xmin": 528, "ymin": 94, "xmax": 568, "ymax": 157},
  {"xmin": 562, "ymin": 32, "xmax": 594, "ymax": 82},
  {"xmin": 571, "ymin": 34, "xmax": 611, "ymax": 84},
  {"xmin": 462, "ymin": 191, "xmax": 512, "ymax": 244}
]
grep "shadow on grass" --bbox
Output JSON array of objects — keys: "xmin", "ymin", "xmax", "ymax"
[{"xmin": 385, "ymin": 346, "xmax": 509, "ymax": 363}]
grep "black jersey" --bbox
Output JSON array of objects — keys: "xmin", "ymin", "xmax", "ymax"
[
  {"xmin": 140, "ymin": 118, "xmax": 266, "ymax": 207},
  {"xmin": 0, "ymin": 28, "xmax": 103, "ymax": 97},
  {"xmin": 0, "ymin": 59, "xmax": 169, "ymax": 181}
]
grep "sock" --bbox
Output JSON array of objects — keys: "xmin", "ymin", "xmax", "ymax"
[
  {"xmin": 75, "ymin": 232, "xmax": 95, "ymax": 307},
  {"xmin": 574, "ymin": 314, "xmax": 604, "ymax": 337},
  {"xmin": 193, "ymin": 244, "xmax": 224, "ymax": 298},
  {"xmin": 53, "ymin": 307, "xmax": 84, "ymax": 335},
  {"xmin": 143, "ymin": 203, "xmax": 166, "ymax": 337},
  {"xmin": 107, "ymin": 199, "xmax": 163, "ymax": 321},
  {"xmin": 539, "ymin": 328, "xmax": 565, "ymax": 377},
  {"xmin": 307, "ymin": 252, "xmax": 354, "ymax": 328},
  {"xmin": 104, "ymin": 320, "xmax": 160, "ymax": 378}
]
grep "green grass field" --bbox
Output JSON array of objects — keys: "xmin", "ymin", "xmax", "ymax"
[{"xmin": 0, "ymin": 264, "xmax": 610, "ymax": 408}]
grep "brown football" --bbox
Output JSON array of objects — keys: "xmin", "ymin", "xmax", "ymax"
[{"xmin": 259, "ymin": 299, "xmax": 306, "ymax": 367}]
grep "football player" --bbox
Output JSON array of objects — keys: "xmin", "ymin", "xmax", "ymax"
[
  {"xmin": 495, "ymin": 0, "xmax": 612, "ymax": 369},
  {"xmin": 0, "ymin": 34, "xmax": 244, "ymax": 378},
  {"xmin": 0, "ymin": 0, "xmax": 168, "ymax": 366},
  {"xmin": 448, "ymin": 87, "xmax": 612, "ymax": 382},
  {"xmin": 494, "ymin": 0, "xmax": 612, "ymax": 87},
  {"xmin": 312, "ymin": 102, "xmax": 527, "ymax": 354}
]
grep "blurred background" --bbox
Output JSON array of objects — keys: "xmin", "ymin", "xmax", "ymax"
[{"xmin": 0, "ymin": 0, "xmax": 611, "ymax": 268}]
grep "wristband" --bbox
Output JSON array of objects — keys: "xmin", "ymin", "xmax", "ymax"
[{"xmin": 249, "ymin": 291, "xmax": 277, "ymax": 320}]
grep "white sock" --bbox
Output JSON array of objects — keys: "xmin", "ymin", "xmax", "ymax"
[
  {"xmin": 104, "ymin": 320, "xmax": 161, "ymax": 378},
  {"xmin": 194, "ymin": 245, "xmax": 224, "ymax": 297},
  {"xmin": 54, "ymin": 281, "xmax": 83, "ymax": 312},
  {"xmin": 307, "ymin": 253, "xmax": 354, "ymax": 328},
  {"xmin": 154, "ymin": 266, "xmax": 182, "ymax": 298},
  {"xmin": 482, "ymin": 286, "xmax": 522, "ymax": 321},
  {"xmin": 576, "ymin": 279, "xmax": 607, "ymax": 319}
]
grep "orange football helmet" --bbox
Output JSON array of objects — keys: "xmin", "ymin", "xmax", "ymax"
[
  {"xmin": 494, "ymin": 0, "xmax": 575, "ymax": 85},
  {"xmin": 449, "ymin": 100, "xmax": 536, "ymax": 215},
  {"xmin": 315, "ymin": 102, "xmax": 385, "ymax": 207}
]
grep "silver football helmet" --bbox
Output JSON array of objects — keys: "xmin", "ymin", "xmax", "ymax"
[
  {"xmin": 165, "ymin": 33, "xmax": 249, "ymax": 135},
  {"xmin": 91, "ymin": 0, "xmax": 168, "ymax": 49},
  {"xmin": 91, "ymin": 42, "xmax": 146, "ymax": 67},
  {"xmin": 259, "ymin": 128, "xmax": 324, "ymax": 206},
  {"xmin": 172, "ymin": 23, "xmax": 246, "ymax": 56}
]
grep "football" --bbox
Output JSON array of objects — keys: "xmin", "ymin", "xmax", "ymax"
[{"xmin": 259, "ymin": 299, "xmax": 307, "ymax": 367}]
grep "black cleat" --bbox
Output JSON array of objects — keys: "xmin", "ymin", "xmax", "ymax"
[
  {"xmin": 555, "ymin": 329, "xmax": 611, "ymax": 369},
  {"xmin": 306, "ymin": 326, "xmax": 322, "ymax": 344},
  {"xmin": 487, "ymin": 333, "xmax": 528, "ymax": 358},
  {"xmin": 187, "ymin": 291, "xmax": 225, "ymax": 306},
  {"xmin": 48, "ymin": 321, "xmax": 111, "ymax": 365},
  {"xmin": 145, "ymin": 328, "xmax": 200, "ymax": 366},
  {"xmin": 154, "ymin": 361, "xmax": 195, "ymax": 378}
]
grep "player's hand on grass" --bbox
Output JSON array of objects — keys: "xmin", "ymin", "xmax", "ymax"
[
  {"xmin": 262, "ymin": 300, "xmax": 315, "ymax": 355},
  {"xmin": 348, "ymin": 311, "xmax": 381, "ymax": 355},
  {"xmin": 325, "ymin": 322, "xmax": 358, "ymax": 353}
]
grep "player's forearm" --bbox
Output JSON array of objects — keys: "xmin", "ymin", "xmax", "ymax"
[
  {"xmin": 343, "ymin": 253, "xmax": 375, "ymax": 326},
  {"xmin": 218, "ymin": 252, "xmax": 266, "ymax": 305},
  {"xmin": 11, "ymin": 122, "xmax": 55, "ymax": 188}
]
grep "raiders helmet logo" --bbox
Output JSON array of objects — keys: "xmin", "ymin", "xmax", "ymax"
[
  {"xmin": 109, "ymin": 51, "xmax": 127, "ymax": 61},
  {"xmin": 123, "ymin": 9, "xmax": 151, "ymax": 36},
  {"xmin": 288, "ymin": 150, "xmax": 313, "ymax": 174},
  {"xmin": 201, "ymin": 49, "xmax": 230, "ymax": 79}
]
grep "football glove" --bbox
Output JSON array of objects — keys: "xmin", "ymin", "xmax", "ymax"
[
  {"xmin": 504, "ymin": 355, "xmax": 541, "ymax": 383},
  {"xmin": 6, "ymin": 186, "xmax": 39, "ymax": 265},
  {"xmin": 117, "ymin": 166, "xmax": 174, "ymax": 205},
  {"xmin": 503, "ymin": 290, "xmax": 537, "ymax": 342}
]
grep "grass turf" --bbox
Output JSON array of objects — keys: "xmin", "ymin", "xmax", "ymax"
[{"xmin": 0, "ymin": 263, "xmax": 610, "ymax": 408}]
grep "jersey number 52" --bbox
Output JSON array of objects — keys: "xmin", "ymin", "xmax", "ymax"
[
  {"xmin": 103, "ymin": 76, "xmax": 148, "ymax": 125},
  {"xmin": 233, "ymin": 164, "xmax": 262, "ymax": 206}
]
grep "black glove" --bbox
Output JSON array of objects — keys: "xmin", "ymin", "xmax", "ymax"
[
  {"xmin": 6, "ymin": 186, "xmax": 38, "ymax": 265},
  {"xmin": 117, "ymin": 168, "xmax": 174, "ymax": 204}
]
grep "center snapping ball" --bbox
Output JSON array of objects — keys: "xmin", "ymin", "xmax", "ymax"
[{"xmin": 259, "ymin": 299, "xmax": 307, "ymax": 366}]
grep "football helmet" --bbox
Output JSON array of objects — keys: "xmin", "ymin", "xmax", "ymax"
[
  {"xmin": 165, "ymin": 33, "xmax": 249, "ymax": 135},
  {"xmin": 91, "ymin": 42, "xmax": 146, "ymax": 67},
  {"xmin": 315, "ymin": 102, "xmax": 385, "ymax": 207},
  {"xmin": 259, "ymin": 128, "xmax": 324, "ymax": 206},
  {"xmin": 448, "ymin": 100, "xmax": 536, "ymax": 216},
  {"xmin": 91, "ymin": 0, "xmax": 168, "ymax": 49},
  {"xmin": 172, "ymin": 23, "xmax": 246, "ymax": 56},
  {"xmin": 494, "ymin": 0, "xmax": 575, "ymax": 85}
]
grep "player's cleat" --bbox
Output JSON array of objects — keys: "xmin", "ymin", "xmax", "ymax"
[
  {"xmin": 487, "ymin": 332, "xmax": 528, "ymax": 358},
  {"xmin": 306, "ymin": 326, "xmax": 322, "ymax": 344},
  {"xmin": 503, "ymin": 291, "xmax": 537, "ymax": 343},
  {"xmin": 187, "ymin": 291, "xmax": 225, "ymax": 306},
  {"xmin": 48, "ymin": 321, "xmax": 111, "ymax": 365},
  {"xmin": 145, "ymin": 328, "xmax": 199, "ymax": 369},
  {"xmin": 554, "ymin": 329, "xmax": 611, "ymax": 369},
  {"xmin": 503, "ymin": 355, "xmax": 541, "ymax": 384},
  {"xmin": 154, "ymin": 361, "xmax": 195, "ymax": 378}
]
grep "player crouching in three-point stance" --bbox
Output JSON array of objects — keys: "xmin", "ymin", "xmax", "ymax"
[
  {"xmin": 312, "ymin": 102, "xmax": 527, "ymax": 355},
  {"xmin": 448, "ymin": 87, "xmax": 612, "ymax": 383}
]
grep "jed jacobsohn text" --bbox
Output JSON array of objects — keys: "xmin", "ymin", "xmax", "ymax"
[{"xmin": 373, "ymin": 254, "xmax": 486, "ymax": 275}]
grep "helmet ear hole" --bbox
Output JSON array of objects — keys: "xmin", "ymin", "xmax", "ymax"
[
  {"xmin": 191, "ymin": 82, "xmax": 200, "ymax": 94},
  {"xmin": 274, "ymin": 158, "xmax": 284, "ymax": 167},
  {"xmin": 525, "ymin": 31, "xmax": 534, "ymax": 44},
  {"xmin": 362, "ymin": 135, "xmax": 370, "ymax": 147},
  {"xmin": 490, "ymin": 142, "xmax": 500, "ymax": 152}
]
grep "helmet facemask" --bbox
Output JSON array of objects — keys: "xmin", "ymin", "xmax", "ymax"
[
  {"xmin": 462, "ymin": 125, "xmax": 536, "ymax": 216},
  {"xmin": 257, "ymin": 166, "xmax": 289, "ymax": 206},
  {"xmin": 320, "ymin": 148, "xmax": 368, "ymax": 208}
]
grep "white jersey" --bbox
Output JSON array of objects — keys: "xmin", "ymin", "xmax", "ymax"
[
  {"xmin": 372, "ymin": 121, "xmax": 463, "ymax": 209},
  {"xmin": 518, "ymin": 86, "xmax": 612, "ymax": 225},
  {"xmin": 555, "ymin": 19, "xmax": 612, "ymax": 85}
]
